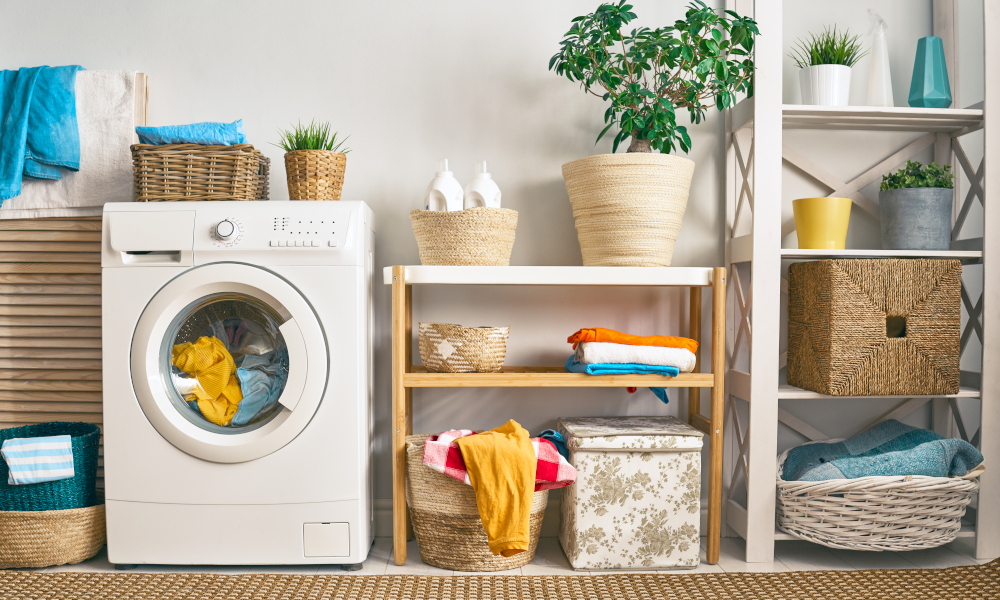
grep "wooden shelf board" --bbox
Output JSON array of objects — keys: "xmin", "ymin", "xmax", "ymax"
[
  {"xmin": 778, "ymin": 384, "xmax": 981, "ymax": 400},
  {"xmin": 782, "ymin": 105, "xmax": 983, "ymax": 132},
  {"xmin": 781, "ymin": 248, "xmax": 983, "ymax": 260},
  {"xmin": 403, "ymin": 366, "xmax": 714, "ymax": 388},
  {"xmin": 383, "ymin": 266, "xmax": 715, "ymax": 287}
]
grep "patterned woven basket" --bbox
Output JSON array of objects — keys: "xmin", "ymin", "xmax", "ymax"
[
  {"xmin": 776, "ymin": 441, "xmax": 980, "ymax": 551},
  {"xmin": 788, "ymin": 259, "xmax": 961, "ymax": 395},
  {"xmin": 0, "ymin": 493, "xmax": 105, "ymax": 568},
  {"xmin": 0, "ymin": 422, "xmax": 100, "ymax": 512},
  {"xmin": 561, "ymin": 153, "xmax": 694, "ymax": 267},
  {"xmin": 410, "ymin": 208, "xmax": 518, "ymax": 266},
  {"xmin": 284, "ymin": 149, "xmax": 346, "ymax": 200},
  {"xmin": 132, "ymin": 143, "xmax": 269, "ymax": 201},
  {"xmin": 405, "ymin": 435, "xmax": 547, "ymax": 571},
  {"xmin": 418, "ymin": 322, "xmax": 508, "ymax": 373}
]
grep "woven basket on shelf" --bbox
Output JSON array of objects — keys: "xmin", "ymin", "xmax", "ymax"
[
  {"xmin": 0, "ymin": 422, "xmax": 100, "ymax": 512},
  {"xmin": 132, "ymin": 143, "xmax": 269, "ymax": 201},
  {"xmin": 418, "ymin": 322, "xmax": 508, "ymax": 373},
  {"xmin": 284, "ymin": 149, "xmax": 346, "ymax": 200},
  {"xmin": 0, "ymin": 493, "xmax": 105, "ymax": 569},
  {"xmin": 405, "ymin": 435, "xmax": 547, "ymax": 571},
  {"xmin": 776, "ymin": 442, "xmax": 980, "ymax": 551},
  {"xmin": 410, "ymin": 207, "xmax": 518, "ymax": 266},
  {"xmin": 561, "ymin": 153, "xmax": 695, "ymax": 267},
  {"xmin": 787, "ymin": 259, "xmax": 961, "ymax": 396}
]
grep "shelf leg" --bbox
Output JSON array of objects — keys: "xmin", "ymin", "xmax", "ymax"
[
  {"xmin": 391, "ymin": 266, "xmax": 408, "ymax": 566},
  {"xmin": 404, "ymin": 284, "xmax": 414, "ymax": 542},
  {"xmin": 688, "ymin": 287, "xmax": 702, "ymax": 420},
  {"xmin": 707, "ymin": 267, "xmax": 726, "ymax": 565}
]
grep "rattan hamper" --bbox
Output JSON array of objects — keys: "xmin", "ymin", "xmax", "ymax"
[
  {"xmin": 0, "ymin": 493, "xmax": 106, "ymax": 568},
  {"xmin": 132, "ymin": 143, "xmax": 270, "ymax": 201},
  {"xmin": 410, "ymin": 208, "xmax": 518, "ymax": 266},
  {"xmin": 418, "ymin": 322, "xmax": 509, "ymax": 373},
  {"xmin": 787, "ymin": 259, "xmax": 960, "ymax": 396},
  {"xmin": 405, "ymin": 435, "xmax": 546, "ymax": 571}
]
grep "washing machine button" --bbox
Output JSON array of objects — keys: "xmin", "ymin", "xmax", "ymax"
[
  {"xmin": 311, "ymin": 240, "xmax": 319, "ymax": 247},
  {"xmin": 270, "ymin": 240, "xmax": 278, "ymax": 247},
  {"xmin": 328, "ymin": 240, "xmax": 337, "ymax": 247},
  {"xmin": 278, "ymin": 240, "xmax": 287, "ymax": 247}
]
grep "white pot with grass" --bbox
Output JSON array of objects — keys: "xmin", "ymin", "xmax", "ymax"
[{"xmin": 790, "ymin": 26, "xmax": 867, "ymax": 107}]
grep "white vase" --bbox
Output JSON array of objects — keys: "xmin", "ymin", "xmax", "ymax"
[{"xmin": 799, "ymin": 64, "xmax": 852, "ymax": 106}]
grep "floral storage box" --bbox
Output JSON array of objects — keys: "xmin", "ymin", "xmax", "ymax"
[{"xmin": 557, "ymin": 416, "xmax": 703, "ymax": 570}]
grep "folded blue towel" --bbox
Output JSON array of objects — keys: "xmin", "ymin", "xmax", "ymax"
[
  {"xmin": 1, "ymin": 435, "xmax": 74, "ymax": 485},
  {"xmin": 783, "ymin": 419, "xmax": 984, "ymax": 481},
  {"xmin": 136, "ymin": 120, "xmax": 247, "ymax": 146},
  {"xmin": 565, "ymin": 356, "xmax": 675, "ymax": 404},
  {"xmin": 0, "ymin": 65, "xmax": 83, "ymax": 201}
]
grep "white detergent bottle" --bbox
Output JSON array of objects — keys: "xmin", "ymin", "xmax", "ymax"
[
  {"xmin": 424, "ymin": 159, "xmax": 464, "ymax": 211},
  {"xmin": 463, "ymin": 161, "xmax": 502, "ymax": 209},
  {"xmin": 867, "ymin": 10, "xmax": 893, "ymax": 107}
]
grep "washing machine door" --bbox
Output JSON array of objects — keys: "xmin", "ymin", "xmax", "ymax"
[{"xmin": 131, "ymin": 263, "xmax": 328, "ymax": 463}]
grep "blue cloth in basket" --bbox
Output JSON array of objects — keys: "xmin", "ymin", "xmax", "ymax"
[
  {"xmin": 136, "ymin": 120, "xmax": 247, "ymax": 145},
  {"xmin": 1, "ymin": 435, "xmax": 74, "ymax": 485}
]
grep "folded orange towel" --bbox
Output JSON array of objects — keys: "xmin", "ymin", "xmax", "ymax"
[{"xmin": 567, "ymin": 328, "xmax": 699, "ymax": 353}]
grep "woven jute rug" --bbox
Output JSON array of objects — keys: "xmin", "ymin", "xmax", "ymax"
[{"xmin": 1, "ymin": 560, "xmax": 997, "ymax": 600}]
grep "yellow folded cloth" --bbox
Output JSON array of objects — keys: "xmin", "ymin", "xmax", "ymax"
[
  {"xmin": 455, "ymin": 419, "xmax": 537, "ymax": 557},
  {"xmin": 171, "ymin": 336, "xmax": 243, "ymax": 426}
]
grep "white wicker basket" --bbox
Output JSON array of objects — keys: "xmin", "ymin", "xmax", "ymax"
[{"xmin": 775, "ymin": 440, "xmax": 980, "ymax": 551}]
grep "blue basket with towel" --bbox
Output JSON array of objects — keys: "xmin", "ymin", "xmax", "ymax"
[{"xmin": 0, "ymin": 422, "xmax": 100, "ymax": 511}]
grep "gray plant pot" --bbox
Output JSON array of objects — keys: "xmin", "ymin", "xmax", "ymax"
[{"xmin": 879, "ymin": 187, "xmax": 953, "ymax": 250}]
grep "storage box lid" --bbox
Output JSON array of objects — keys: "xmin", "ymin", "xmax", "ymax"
[{"xmin": 558, "ymin": 416, "xmax": 703, "ymax": 451}]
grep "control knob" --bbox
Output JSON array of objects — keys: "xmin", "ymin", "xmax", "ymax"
[{"xmin": 216, "ymin": 220, "xmax": 239, "ymax": 241}]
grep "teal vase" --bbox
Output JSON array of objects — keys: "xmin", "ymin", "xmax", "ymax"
[{"xmin": 908, "ymin": 36, "xmax": 952, "ymax": 108}]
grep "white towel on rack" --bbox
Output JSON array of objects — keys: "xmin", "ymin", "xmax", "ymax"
[{"xmin": 575, "ymin": 342, "xmax": 697, "ymax": 373}]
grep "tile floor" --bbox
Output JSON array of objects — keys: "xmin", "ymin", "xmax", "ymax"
[{"xmin": 17, "ymin": 536, "xmax": 990, "ymax": 575}]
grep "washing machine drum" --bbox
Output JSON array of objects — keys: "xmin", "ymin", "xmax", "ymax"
[{"xmin": 131, "ymin": 263, "xmax": 328, "ymax": 463}]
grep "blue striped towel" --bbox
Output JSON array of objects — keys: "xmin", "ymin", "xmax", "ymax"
[{"xmin": 1, "ymin": 435, "xmax": 74, "ymax": 485}]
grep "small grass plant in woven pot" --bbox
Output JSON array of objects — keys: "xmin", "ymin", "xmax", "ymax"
[
  {"xmin": 410, "ymin": 207, "xmax": 518, "ymax": 266},
  {"xmin": 550, "ymin": 1, "xmax": 758, "ymax": 266},
  {"xmin": 418, "ymin": 322, "xmax": 509, "ymax": 373},
  {"xmin": 275, "ymin": 120, "xmax": 350, "ymax": 200},
  {"xmin": 405, "ymin": 435, "xmax": 547, "ymax": 571}
]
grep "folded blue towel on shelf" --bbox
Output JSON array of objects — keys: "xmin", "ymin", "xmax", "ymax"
[
  {"xmin": 0, "ymin": 65, "xmax": 84, "ymax": 201},
  {"xmin": 564, "ymin": 356, "xmax": 676, "ymax": 404},
  {"xmin": 1, "ymin": 435, "xmax": 75, "ymax": 485},
  {"xmin": 782, "ymin": 419, "xmax": 985, "ymax": 481},
  {"xmin": 136, "ymin": 120, "xmax": 247, "ymax": 146}
]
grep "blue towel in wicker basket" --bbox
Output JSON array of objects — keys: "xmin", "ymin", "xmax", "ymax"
[{"xmin": 0, "ymin": 422, "xmax": 100, "ymax": 511}]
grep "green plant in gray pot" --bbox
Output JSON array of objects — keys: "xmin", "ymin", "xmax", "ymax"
[{"xmin": 879, "ymin": 161, "xmax": 954, "ymax": 250}]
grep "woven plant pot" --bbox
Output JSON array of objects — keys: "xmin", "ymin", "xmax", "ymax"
[
  {"xmin": 0, "ymin": 422, "xmax": 100, "ymax": 512},
  {"xmin": 410, "ymin": 208, "xmax": 518, "ymax": 266},
  {"xmin": 405, "ymin": 435, "xmax": 547, "ymax": 571},
  {"xmin": 776, "ymin": 442, "xmax": 980, "ymax": 551},
  {"xmin": 418, "ymin": 322, "xmax": 508, "ymax": 373},
  {"xmin": 284, "ymin": 150, "xmax": 347, "ymax": 200},
  {"xmin": 561, "ymin": 153, "xmax": 695, "ymax": 266},
  {"xmin": 132, "ymin": 144, "xmax": 269, "ymax": 201},
  {"xmin": 0, "ymin": 499, "xmax": 105, "ymax": 568}
]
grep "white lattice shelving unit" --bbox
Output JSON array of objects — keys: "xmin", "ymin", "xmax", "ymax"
[{"xmin": 723, "ymin": 0, "xmax": 999, "ymax": 562}]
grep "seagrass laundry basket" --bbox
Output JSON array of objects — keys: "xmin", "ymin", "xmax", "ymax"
[
  {"xmin": 418, "ymin": 323, "xmax": 508, "ymax": 373},
  {"xmin": 0, "ymin": 492, "xmax": 106, "ymax": 568},
  {"xmin": 284, "ymin": 149, "xmax": 346, "ymax": 200},
  {"xmin": 410, "ymin": 207, "xmax": 518, "ymax": 266},
  {"xmin": 405, "ymin": 435, "xmax": 547, "ymax": 571},
  {"xmin": 132, "ymin": 143, "xmax": 270, "ymax": 201},
  {"xmin": 787, "ymin": 259, "xmax": 960, "ymax": 396},
  {"xmin": 776, "ymin": 442, "xmax": 980, "ymax": 551},
  {"xmin": 0, "ymin": 422, "xmax": 101, "ymax": 512}
]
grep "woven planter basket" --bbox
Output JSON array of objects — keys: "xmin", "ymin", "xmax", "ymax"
[
  {"xmin": 410, "ymin": 208, "xmax": 518, "ymax": 266},
  {"xmin": 418, "ymin": 322, "xmax": 508, "ymax": 373},
  {"xmin": 132, "ymin": 144, "xmax": 269, "ymax": 201},
  {"xmin": 788, "ymin": 259, "xmax": 961, "ymax": 395},
  {"xmin": 0, "ymin": 422, "xmax": 100, "ymax": 512},
  {"xmin": 776, "ymin": 442, "xmax": 980, "ymax": 551},
  {"xmin": 284, "ymin": 150, "xmax": 346, "ymax": 200},
  {"xmin": 405, "ymin": 435, "xmax": 547, "ymax": 571},
  {"xmin": 561, "ymin": 153, "xmax": 695, "ymax": 267},
  {"xmin": 0, "ymin": 496, "xmax": 105, "ymax": 568}
]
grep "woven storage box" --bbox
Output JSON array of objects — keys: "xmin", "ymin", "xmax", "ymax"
[
  {"xmin": 132, "ymin": 143, "xmax": 270, "ymax": 201},
  {"xmin": 418, "ymin": 322, "xmax": 508, "ymax": 373},
  {"xmin": 776, "ymin": 442, "xmax": 980, "ymax": 551},
  {"xmin": 410, "ymin": 208, "xmax": 518, "ymax": 266},
  {"xmin": 787, "ymin": 259, "xmax": 960, "ymax": 396},
  {"xmin": 0, "ymin": 422, "xmax": 100, "ymax": 512},
  {"xmin": 284, "ymin": 149, "xmax": 346, "ymax": 200},
  {"xmin": 405, "ymin": 435, "xmax": 547, "ymax": 571},
  {"xmin": 0, "ymin": 493, "xmax": 106, "ymax": 568}
]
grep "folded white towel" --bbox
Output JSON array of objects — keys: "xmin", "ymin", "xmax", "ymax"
[{"xmin": 575, "ymin": 341, "xmax": 697, "ymax": 373}]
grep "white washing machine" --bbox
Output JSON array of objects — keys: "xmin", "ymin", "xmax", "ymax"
[{"xmin": 101, "ymin": 201, "xmax": 374, "ymax": 567}]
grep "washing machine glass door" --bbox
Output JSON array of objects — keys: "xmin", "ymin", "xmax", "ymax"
[{"xmin": 131, "ymin": 263, "xmax": 328, "ymax": 463}]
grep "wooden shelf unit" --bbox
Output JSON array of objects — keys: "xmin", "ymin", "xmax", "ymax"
[{"xmin": 387, "ymin": 265, "xmax": 727, "ymax": 567}]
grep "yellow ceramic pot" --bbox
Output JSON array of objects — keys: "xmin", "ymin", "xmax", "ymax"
[{"xmin": 792, "ymin": 197, "xmax": 852, "ymax": 249}]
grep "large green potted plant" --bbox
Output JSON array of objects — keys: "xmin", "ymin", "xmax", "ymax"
[
  {"xmin": 550, "ymin": 1, "xmax": 757, "ymax": 266},
  {"xmin": 879, "ymin": 161, "xmax": 954, "ymax": 250}
]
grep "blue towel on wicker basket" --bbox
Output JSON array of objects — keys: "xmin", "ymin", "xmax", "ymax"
[{"xmin": 1, "ymin": 435, "xmax": 74, "ymax": 485}]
